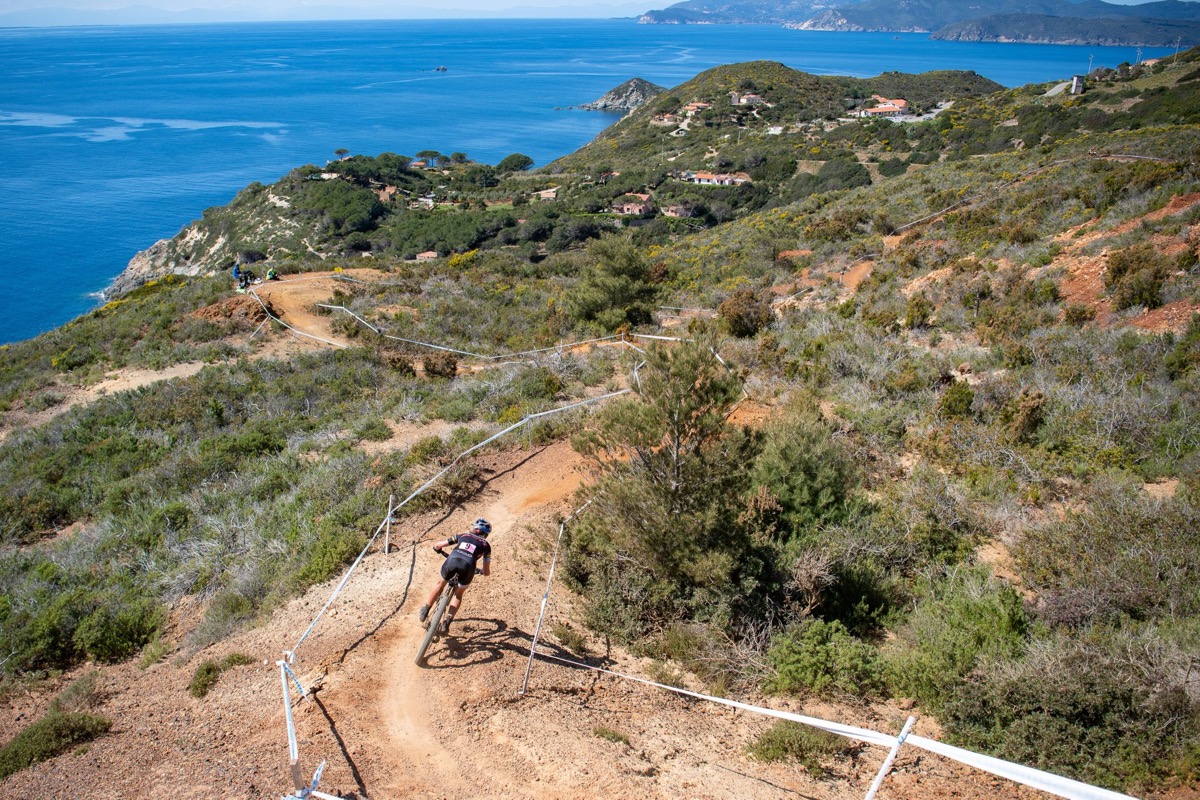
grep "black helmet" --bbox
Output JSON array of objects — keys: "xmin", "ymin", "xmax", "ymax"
[{"xmin": 473, "ymin": 518, "xmax": 492, "ymax": 536}]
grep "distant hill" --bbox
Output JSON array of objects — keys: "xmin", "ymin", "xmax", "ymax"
[
  {"xmin": 794, "ymin": 0, "xmax": 1200, "ymax": 32},
  {"xmin": 932, "ymin": 13, "xmax": 1200, "ymax": 45},
  {"xmin": 640, "ymin": 0, "xmax": 1200, "ymax": 43},
  {"xmin": 550, "ymin": 60, "xmax": 1002, "ymax": 173},
  {"xmin": 638, "ymin": 0, "xmax": 861, "ymax": 24}
]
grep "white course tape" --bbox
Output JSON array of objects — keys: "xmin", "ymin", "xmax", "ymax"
[
  {"xmin": 249, "ymin": 291, "xmax": 347, "ymax": 350},
  {"xmin": 527, "ymin": 650, "xmax": 1139, "ymax": 800},
  {"xmin": 904, "ymin": 735, "xmax": 1138, "ymax": 800},
  {"xmin": 323, "ymin": 303, "xmax": 630, "ymax": 362},
  {"xmin": 534, "ymin": 650, "xmax": 897, "ymax": 747}
]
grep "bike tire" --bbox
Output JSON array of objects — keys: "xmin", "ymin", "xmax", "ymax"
[{"xmin": 414, "ymin": 587, "xmax": 453, "ymax": 666}]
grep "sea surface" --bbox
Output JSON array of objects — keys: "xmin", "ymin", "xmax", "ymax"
[{"xmin": 0, "ymin": 19, "xmax": 1173, "ymax": 343}]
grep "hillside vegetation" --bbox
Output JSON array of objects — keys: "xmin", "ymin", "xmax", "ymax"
[{"xmin": 3, "ymin": 50, "xmax": 1200, "ymax": 795}]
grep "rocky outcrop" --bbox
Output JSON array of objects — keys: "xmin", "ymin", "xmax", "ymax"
[
  {"xmin": 106, "ymin": 224, "xmax": 215, "ymax": 297},
  {"xmin": 106, "ymin": 181, "xmax": 317, "ymax": 298},
  {"xmin": 578, "ymin": 78, "xmax": 667, "ymax": 114}
]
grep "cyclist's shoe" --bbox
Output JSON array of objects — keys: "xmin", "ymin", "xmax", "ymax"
[
  {"xmin": 418, "ymin": 604, "xmax": 429, "ymax": 623},
  {"xmin": 440, "ymin": 617, "xmax": 452, "ymax": 635}
]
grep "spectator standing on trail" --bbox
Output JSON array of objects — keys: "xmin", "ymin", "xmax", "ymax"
[{"xmin": 419, "ymin": 518, "xmax": 492, "ymax": 634}]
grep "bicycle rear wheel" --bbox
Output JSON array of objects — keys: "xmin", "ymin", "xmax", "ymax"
[{"xmin": 414, "ymin": 587, "xmax": 453, "ymax": 666}]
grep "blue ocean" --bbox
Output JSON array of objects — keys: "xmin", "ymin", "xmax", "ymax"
[{"xmin": 0, "ymin": 19, "xmax": 1172, "ymax": 343}]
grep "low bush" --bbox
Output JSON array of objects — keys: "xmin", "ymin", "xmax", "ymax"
[
  {"xmin": 885, "ymin": 567, "xmax": 1027, "ymax": 713},
  {"xmin": 767, "ymin": 618, "xmax": 885, "ymax": 697},
  {"xmin": 746, "ymin": 721, "xmax": 853, "ymax": 773},
  {"xmin": 1105, "ymin": 243, "xmax": 1172, "ymax": 310},
  {"xmin": 188, "ymin": 652, "xmax": 254, "ymax": 699},
  {"xmin": 422, "ymin": 351, "xmax": 460, "ymax": 379},
  {"xmin": 944, "ymin": 626, "xmax": 1200, "ymax": 791},
  {"xmin": 355, "ymin": 418, "xmax": 392, "ymax": 442},
  {"xmin": 718, "ymin": 289, "xmax": 774, "ymax": 338},
  {"xmin": 0, "ymin": 711, "xmax": 111, "ymax": 780},
  {"xmin": 593, "ymin": 725, "xmax": 630, "ymax": 745},
  {"xmin": 938, "ymin": 380, "xmax": 975, "ymax": 418}
]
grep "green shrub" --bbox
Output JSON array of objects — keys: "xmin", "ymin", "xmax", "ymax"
[
  {"xmin": 1016, "ymin": 482, "xmax": 1200, "ymax": 623},
  {"xmin": 904, "ymin": 293, "xmax": 933, "ymax": 329},
  {"xmin": 72, "ymin": 596, "xmax": 163, "ymax": 663},
  {"xmin": 188, "ymin": 659, "xmax": 222, "ymax": 698},
  {"xmin": 297, "ymin": 527, "xmax": 362, "ymax": 586},
  {"xmin": 937, "ymin": 380, "xmax": 975, "ymax": 418},
  {"xmin": 188, "ymin": 652, "xmax": 253, "ymax": 699},
  {"xmin": 1105, "ymin": 243, "xmax": 1171, "ymax": 310},
  {"xmin": 1165, "ymin": 314, "xmax": 1200, "ymax": 379},
  {"xmin": 885, "ymin": 568, "xmax": 1027, "ymax": 713},
  {"xmin": 944, "ymin": 627, "xmax": 1200, "ymax": 791},
  {"xmin": 718, "ymin": 289, "xmax": 774, "ymax": 338},
  {"xmin": 593, "ymin": 725, "xmax": 630, "ymax": 745},
  {"xmin": 0, "ymin": 711, "xmax": 111, "ymax": 780},
  {"xmin": 767, "ymin": 618, "xmax": 885, "ymax": 697},
  {"xmin": 1063, "ymin": 304, "xmax": 1096, "ymax": 326},
  {"xmin": 749, "ymin": 406, "xmax": 859, "ymax": 536},
  {"xmin": 356, "ymin": 417, "xmax": 392, "ymax": 442},
  {"xmin": 746, "ymin": 721, "xmax": 852, "ymax": 772}
]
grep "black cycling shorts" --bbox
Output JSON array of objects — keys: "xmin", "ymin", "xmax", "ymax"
[{"xmin": 441, "ymin": 556, "xmax": 476, "ymax": 587}]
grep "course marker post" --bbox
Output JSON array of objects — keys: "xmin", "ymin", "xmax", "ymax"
[
  {"xmin": 278, "ymin": 660, "xmax": 303, "ymax": 791},
  {"xmin": 864, "ymin": 715, "xmax": 916, "ymax": 800},
  {"xmin": 520, "ymin": 501, "xmax": 591, "ymax": 695},
  {"xmin": 384, "ymin": 495, "xmax": 394, "ymax": 555}
]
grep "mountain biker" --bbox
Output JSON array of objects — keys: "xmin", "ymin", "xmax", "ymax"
[{"xmin": 418, "ymin": 518, "xmax": 492, "ymax": 634}]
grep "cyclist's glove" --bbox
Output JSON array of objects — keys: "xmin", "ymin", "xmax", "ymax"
[{"xmin": 475, "ymin": 568, "xmax": 483, "ymax": 575}]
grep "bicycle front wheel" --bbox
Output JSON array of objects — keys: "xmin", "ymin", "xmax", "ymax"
[{"xmin": 414, "ymin": 588, "xmax": 453, "ymax": 666}]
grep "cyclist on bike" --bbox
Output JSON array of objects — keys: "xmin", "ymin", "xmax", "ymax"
[{"xmin": 418, "ymin": 517, "xmax": 492, "ymax": 634}]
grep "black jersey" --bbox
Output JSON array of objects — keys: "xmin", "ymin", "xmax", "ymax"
[{"xmin": 446, "ymin": 531, "xmax": 491, "ymax": 568}]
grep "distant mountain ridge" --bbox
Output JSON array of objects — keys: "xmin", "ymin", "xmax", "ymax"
[
  {"xmin": 638, "ymin": 0, "xmax": 862, "ymax": 25},
  {"xmin": 932, "ymin": 12, "xmax": 1200, "ymax": 45},
  {"xmin": 794, "ymin": 0, "xmax": 1200, "ymax": 32},
  {"xmin": 641, "ymin": 0, "xmax": 1200, "ymax": 45}
]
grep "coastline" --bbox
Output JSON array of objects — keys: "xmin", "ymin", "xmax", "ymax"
[{"xmin": 1, "ymin": 20, "xmax": 1175, "ymax": 343}]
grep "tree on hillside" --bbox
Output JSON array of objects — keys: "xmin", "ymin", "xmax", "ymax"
[
  {"xmin": 564, "ymin": 334, "xmax": 769, "ymax": 636},
  {"xmin": 563, "ymin": 235, "xmax": 658, "ymax": 330},
  {"xmin": 497, "ymin": 153, "xmax": 535, "ymax": 173}
]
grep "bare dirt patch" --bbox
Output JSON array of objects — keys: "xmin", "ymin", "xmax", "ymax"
[{"xmin": 191, "ymin": 295, "xmax": 273, "ymax": 328}]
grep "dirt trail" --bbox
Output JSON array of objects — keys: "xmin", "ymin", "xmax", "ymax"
[
  {"xmin": 251, "ymin": 271, "xmax": 372, "ymax": 347},
  {"xmin": 1, "ymin": 273, "xmax": 1058, "ymax": 800}
]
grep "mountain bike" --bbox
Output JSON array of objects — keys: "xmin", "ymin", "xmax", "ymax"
[{"xmin": 414, "ymin": 549, "xmax": 476, "ymax": 666}]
